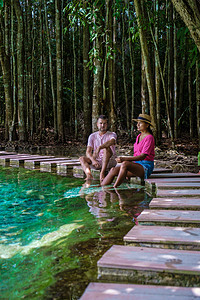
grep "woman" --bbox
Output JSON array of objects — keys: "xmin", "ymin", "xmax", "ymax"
[{"xmin": 101, "ymin": 114, "xmax": 155, "ymax": 188}]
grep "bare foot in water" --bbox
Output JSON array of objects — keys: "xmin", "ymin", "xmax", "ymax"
[
  {"xmin": 100, "ymin": 171, "xmax": 105, "ymax": 183},
  {"xmin": 85, "ymin": 174, "xmax": 93, "ymax": 181}
]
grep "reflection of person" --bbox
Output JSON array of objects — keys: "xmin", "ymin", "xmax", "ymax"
[
  {"xmin": 101, "ymin": 114, "xmax": 155, "ymax": 188},
  {"xmin": 79, "ymin": 115, "xmax": 117, "ymax": 182}
]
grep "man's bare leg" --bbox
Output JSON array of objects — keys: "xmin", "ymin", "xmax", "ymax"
[
  {"xmin": 101, "ymin": 166, "xmax": 121, "ymax": 186},
  {"xmin": 100, "ymin": 148, "xmax": 113, "ymax": 182},
  {"xmin": 79, "ymin": 156, "xmax": 93, "ymax": 180},
  {"xmin": 114, "ymin": 161, "xmax": 144, "ymax": 188}
]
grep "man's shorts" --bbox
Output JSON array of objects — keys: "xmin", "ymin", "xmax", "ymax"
[{"xmin": 92, "ymin": 156, "xmax": 117, "ymax": 170}]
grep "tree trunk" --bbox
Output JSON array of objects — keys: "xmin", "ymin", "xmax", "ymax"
[
  {"xmin": 39, "ymin": 2, "xmax": 44, "ymax": 139},
  {"xmin": 92, "ymin": 3, "xmax": 103, "ymax": 132},
  {"xmin": 174, "ymin": 9, "xmax": 178, "ymax": 139},
  {"xmin": 141, "ymin": 54, "xmax": 148, "ymax": 114},
  {"xmin": 72, "ymin": 25, "xmax": 77, "ymax": 139},
  {"xmin": 111, "ymin": 0, "xmax": 117, "ymax": 132},
  {"xmin": 82, "ymin": 0, "xmax": 91, "ymax": 141},
  {"xmin": 14, "ymin": 0, "xmax": 27, "ymax": 141},
  {"xmin": 107, "ymin": 0, "xmax": 116, "ymax": 132},
  {"xmin": 171, "ymin": 0, "xmax": 200, "ymax": 52},
  {"xmin": 55, "ymin": 0, "xmax": 64, "ymax": 141},
  {"xmin": 11, "ymin": 0, "xmax": 17, "ymax": 140},
  {"xmin": 134, "ymin": 0, "xmax": 157, "ymax": 133},
  {"xmin": 155, "ymin": 0, "xmax": 161, "ymax": 142},
  {"xmin": 196, "ymin": 55, "xmax": 200, "ymax": 148},
  {"xmin": 188, "ymin": 66, "xmax": 193, "ymax": 137},
  {"xmin": 122, "ymin": 6, "xmax": 129, "ymax": 131},
  {"xmin": 0, "ymin": 25, "xmax": 13, "ymax": 141},
  {"xmin": 167, "ymin": 2, "xmax": 174, "ymax": 130},
  {"xmin": 147, "ymin": 3, "xmax": 174, "ymax": 142},
  {"xmin": 44, "ymin": 0, "xmax": 57, "ymax": 138}
]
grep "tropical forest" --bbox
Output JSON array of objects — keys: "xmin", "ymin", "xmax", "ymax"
[{"xmin": 0, "ymin": 0, "xmax": 200, "ymax": 153}]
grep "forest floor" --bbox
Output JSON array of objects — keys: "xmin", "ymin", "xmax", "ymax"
[{"xmin": 0, "ymin": 135, "xmax": 199, "ymax": 174}]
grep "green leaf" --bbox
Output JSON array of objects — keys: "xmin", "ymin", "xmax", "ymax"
[{"xmin": 0, "ymin": 0, "xmax": 3, "ymax": 9}]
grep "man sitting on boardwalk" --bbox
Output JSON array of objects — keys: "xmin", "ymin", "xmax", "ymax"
[{"xmin": 79, "ymin": 115, "xmax": 117, "ymax": 182}]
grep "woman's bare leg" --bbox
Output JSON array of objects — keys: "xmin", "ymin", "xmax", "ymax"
[
  {"xmin": 101, "ymin": 166, "xmax": 120, "ymax": 186},
  {"xmin": 114, "ymin": 161, "xmax": 144, "ymax": 188}
]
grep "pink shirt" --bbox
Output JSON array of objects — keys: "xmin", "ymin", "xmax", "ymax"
[
  {"xmin": 87, "ymin": 131, "xmax": 117, "ymax": 159},
  {"xmin": 134, "ymin": 134, "xmax": 155, "ymax": 161}
]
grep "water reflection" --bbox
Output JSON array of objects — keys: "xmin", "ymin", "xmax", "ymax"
[{"xmin": 81, "ymin": 183, "xmax": 151, "ymax": 225}]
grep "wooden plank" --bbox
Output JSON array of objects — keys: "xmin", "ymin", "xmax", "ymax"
[
  {"xmin": 146, "ymin": 178, "xmax": 200, "ymax": 193},
  {"xmin": 0, "ymin": 154, "xmax": 34, "ymax": 166},
  {"xmin": 149, "ymin": 198, "xmax": 200, "ymax": 210},
  {"xmin": 40, "ymin": 158, "xmax": 71, "ymax": 172},
  {"xmin": 152, "ymin": 168, "xmax": 173, "ymax": 174},
  {"xmin": 149, "ymin": 173, "xmax": 200, "ymax": 179},
  {"xmin": 10, "ymin": 155, "xmax": 51, "ymax": 167},
  {"xmin": 0, "ymin": 151, "xmax": 16, "ymax": 156},
  {"xmin": 57, "ymin": 161, "xmax": 81, "ymax": 175},
  {"xmin": 24, "ymin": 156, "xmax": 56, "ymax": 169},
  {"xmin": 124, "ymin": 225, "xmax": 200, "ymax": 250},
  {"xmin": 146, "ymin": 178, "xmax": 200, "ymax": 184},
  {"xmin": 97, "ymin": 245, "xmax": 200, "ymax": 286},
  {"xmin": 80, "ymin": 282, "xmax": 200, "ymax": 300},
  {"xmin": 137, "ymin": 209, "xmax": 200, "ymax": 227},
  {"xmin": 154, "ymin": 182, "xmax": 200, "ymax": 190},
  {"xmin": 156, "ymin": 189, "xmax": 200, "ymax": 198}
]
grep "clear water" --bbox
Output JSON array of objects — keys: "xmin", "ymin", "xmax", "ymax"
[{"xmin": 0, "ymin": 166, "xmax": 151, "ymax": 299}]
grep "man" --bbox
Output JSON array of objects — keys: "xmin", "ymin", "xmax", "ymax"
[{"xmin": 79, "ymin": 115, "xmax": 117, "ymax": 182}]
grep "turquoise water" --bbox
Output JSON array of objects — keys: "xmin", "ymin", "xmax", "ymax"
[{"xmin": 0, "ymin": 167, "xmax": 151, "ymax": 299}]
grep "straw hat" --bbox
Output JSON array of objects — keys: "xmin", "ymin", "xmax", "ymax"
[{"xmin": 132, "ymin": 114, "xmax": 153, "ymax": 127}]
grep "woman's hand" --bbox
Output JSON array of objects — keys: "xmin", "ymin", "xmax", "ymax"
[{"xmin": 116, "ymin": 156, "xmax": 124, "ymax": 163}]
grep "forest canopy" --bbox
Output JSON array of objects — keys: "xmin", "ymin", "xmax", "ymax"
[{"xmin": 0, "ymin": 0, "xmax": 200, "ymax": 148}]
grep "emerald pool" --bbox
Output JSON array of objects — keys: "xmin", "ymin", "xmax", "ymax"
[{"xmin": 0, "ymin": 166, "xmax": 151, "ymax": 299}]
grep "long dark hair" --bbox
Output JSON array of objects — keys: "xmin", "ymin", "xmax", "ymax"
[{"xmin": 147, "ymin": 124, "xmax": 154, "ymax": 136}]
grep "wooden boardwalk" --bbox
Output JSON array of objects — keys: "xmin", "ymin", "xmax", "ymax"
[
  {"xmin": 1, "ymin": 151, "xmax": 200, "ymax": 299},
  {"xmin": 80, "ymin": 163, "xmax": 200, "ymax": 299},
  {"xmin": 0, "ymin": 151, "xmax": 80, "ymax": 172}
]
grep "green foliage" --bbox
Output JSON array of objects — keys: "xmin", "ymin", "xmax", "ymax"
[{"xmin": 0, "ymin": 0, "xmax": 3, "ymax": 9}]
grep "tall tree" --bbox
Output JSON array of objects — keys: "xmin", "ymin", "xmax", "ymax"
[
  {"xmin": 82, "ymin": 0, "xmax": 91, "ymax": 141},
  {"xmin": 171, "ymin": 0, "xmax": 200, "ymax": 52},
  {"xmin": 92, "ymin": 1, "xmax": 103, "ymax": 132},
  {"xmin": 196, "ymin": 55, "xmax": 200, "ymax": 147},
  {"xmin": 55, "ymin": 0, "xmax": 64, "ymax": 141},
  {"xmin": 122, "ymin": 4, "xmax": 129, "ymax": 131},
  {"xmin": 14, "ymin": 0, "xmax": 27, "ymax": 141},
  {"xmin": 134, "ymin": 0, "xmax": 157, "ymax": 133},
  {"xmin": 0, "ymin": 14, "xmax": 13, "ymax": 141},
  {"xmin": 44, "ymin": 0, "xmax": 57, "ymax": 138}
]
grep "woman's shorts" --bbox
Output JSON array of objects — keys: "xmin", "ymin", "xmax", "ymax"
[{"xmin": 134, "ymin": 160, "xmax": 154, "ymax": 179}]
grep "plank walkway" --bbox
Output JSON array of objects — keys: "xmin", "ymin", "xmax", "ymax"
[
  {"xmin": 137, "ymin": 209, "xmax": 200, "ymax": 227},
  {"xmin": 149, "ymin": 198, "xmax": 200, "ymax": 210},
  {"xmin": 81, "ymin": 160, "xmax": 200, "ymax": 298},
  {"xmin": 97, "ymin": 245, "xmax": 200, "ymax": 286},
  {"xmin": 80, "ymin": 282, "xmax": 200, "ymax": 300},
  {"xmin": 0, "ymin": 151, "xmax": 80, "ymax": 172},
  {"xmin": 124, "ymin": 225, "xmax": 200, "ymax": 250}
]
